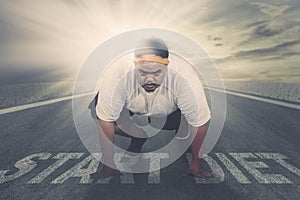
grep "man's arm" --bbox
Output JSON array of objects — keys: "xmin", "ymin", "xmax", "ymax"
[
  {"xmin": 89, "ymin": 119, "xmax": 122, "ymax": 179},
  {"xmin": 190, "ymin": 124, "xmax": 206, "ymax": 162},
  {"xmin": 184, "ymin": 123, "xmax": 213, "ymax": 178},
  {"xmin": 97, "ymin": 119, "xmax": 116, "ymax": 168}
]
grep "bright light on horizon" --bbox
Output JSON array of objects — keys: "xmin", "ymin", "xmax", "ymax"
[{"xmin": 0, "ymin": 0, "xmax": 299, "ymax": 82}]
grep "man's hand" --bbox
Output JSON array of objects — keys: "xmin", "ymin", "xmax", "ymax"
[
  {"xmin": 90, "ymin": 165, "xmax": 122, "ymax": 179},
  {"xmin": 183, "ymin": 159, "xmax": 213, "ymax": 178}
]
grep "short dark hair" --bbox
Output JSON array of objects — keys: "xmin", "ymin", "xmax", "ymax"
[{"xmin": 134, "ymin": 38, "xmax": 169, "ymax": 58}]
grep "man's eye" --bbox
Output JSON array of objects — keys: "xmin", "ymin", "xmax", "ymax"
[
  {"xmin": 154, "ymin": 71, "xmax": 161, "ymax": 76},
  {"xmin": 140, "ymin": 71, "xmax": 147, "ymax": 76}
]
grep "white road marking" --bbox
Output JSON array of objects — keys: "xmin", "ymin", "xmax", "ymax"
[
  {"xmin": 230, "ymin": 153, "xmax": 292, "ymax": 184},
  {"xmin": 114, "ymin": 153, "xmax": 135, "ymax": 184},
  {"xmin": 257, "ymin": 153, "xmax": 300, "ymax": 177},
  {"xmin": 0, "ymin": 92, "xmax": 94, "ymax": 115},
  {"xmin": 0, "ymin": 153, "xmax": 51, "ymax": 184},
  {"xmin": 1, "ymin": 152, "xmax": 299, "ymax": 184},
  {"xmin": 28, "ymin": 153, "xmax": 84, "ymax": 184},
  {"xmin": 206, "ymin": 87, "xmax": 300, "ymax": 110},
  {"xmin": 216, "ymin": 153, "xmax": 251, "ymax": 184},
  {"xmin": 119, "ymin": 172, "xmax": 135, "ymax": 184},
  {"xmin": 143, "ymin": 153, "xmax": 169, "ymax": 184},
  {"xmin": 52, "ymin": 153, "xmax": 100, "ymax": 184}
]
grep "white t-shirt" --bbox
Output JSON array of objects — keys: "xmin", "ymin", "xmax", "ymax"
[{"xmin": 96, "ymin": 54, "xmax": 211, "ymax": 127}]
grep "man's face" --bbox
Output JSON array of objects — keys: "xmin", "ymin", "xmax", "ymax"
[{"xmin": 135, "ymin": 61, "xmax": 168, "ymax": 92}]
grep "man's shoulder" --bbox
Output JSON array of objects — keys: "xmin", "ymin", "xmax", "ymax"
[
  {"xmin": 96, "ymin": 64, "xmax": 134, "ymax": 92},
  {"xmin": 166, "ymin": 56, "xmax": 204, "ymax": 93}
]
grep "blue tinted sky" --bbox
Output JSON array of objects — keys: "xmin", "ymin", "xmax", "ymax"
[{"xmin": 0, "ymin": 0, "xmax": 299, "ymax": 82}]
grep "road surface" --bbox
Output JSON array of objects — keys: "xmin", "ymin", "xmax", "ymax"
[{"xmin": 0, "ymin": 90, "xmax": 299, "ymax": 200}]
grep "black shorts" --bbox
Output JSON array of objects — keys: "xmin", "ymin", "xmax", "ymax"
[
  {"xmin": 88, "ymin": 92, "xmax": 187, "ymax": 132},
  {"xmin": 128, "ymin": 109, "xmax": 182, "ymax": 131}
]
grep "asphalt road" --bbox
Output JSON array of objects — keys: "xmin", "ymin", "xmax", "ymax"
[{"xmin": 0, "ymin": 91, "xmax": 299, "ymax": 200}]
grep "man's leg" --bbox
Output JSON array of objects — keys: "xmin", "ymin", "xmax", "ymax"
[
  {"xmin": 90, "ymin": 108, "xmax": 149, "ymax": 178},
  {"xmin": 115, "ymin": 108, "xmax": 149, "ymax": 154},
  {"xmin": 114, "ymin": 124, "xmax": 147, "ymax": 154}
]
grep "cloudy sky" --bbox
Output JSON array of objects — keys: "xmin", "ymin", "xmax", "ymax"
[{"xmin": 0, "ymin": 0, "xmax": 299, "ymax": 82}]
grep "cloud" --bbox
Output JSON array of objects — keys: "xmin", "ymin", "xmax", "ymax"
[
  {"xmin": 212, "ymin": 37, "xmax": 222, "ymax": 41},
  {"xmin": 0, "ymin": 0, "xmax": 299, "ymax": 82},
  {"xmin": 218, "ymin": 39, "xmax": 300, "ymax": 63},
  {"xmin": 207, "ymin": 36, "xmax": 222, "ymax": 41},
  {"xmin": 245, "ymin": 20, "xmax": 268, "ymax": 28},
  {"xmin": 233, "ymin": 7, "xmax": 300, "ymax": 51},
  {"xmin": 253, "ymin": 23, "xmax": 282, "ymax": 37},
  {"xmin": 250, "ymin": 2, "xmax": 290, "ymax": 17},
  {"xmin": 236, "ymin": 39, "xmax": 300, "ymax": 57},
  {"xmin": 275, "ymin": 40, "xmax": 300, "ymax": 48},
  {"xmin": 215, "ymin": 43, "xmax": 223, "ymax": 46}
]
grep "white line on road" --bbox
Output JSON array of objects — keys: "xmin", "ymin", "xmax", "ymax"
[
  {"xmin": 1, "ymin": 152, "xmax": 299, "ymax": 184},
  {"xmin": 0, "ymin": 92, "xmax": 94, "ymax": 115},
  {"xmin": 0, "ymin": 88, "xmax": 299, "ymax": 116},
  {"xmin": 206, "ymin": 87, "xmax": 300, "ymax": 110}
]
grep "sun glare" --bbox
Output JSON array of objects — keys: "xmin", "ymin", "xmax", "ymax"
[{"xmin": 0, "ymin": 1, "xmax": 299, "ymax": 82}]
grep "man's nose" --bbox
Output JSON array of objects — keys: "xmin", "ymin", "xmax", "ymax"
[{"xmin": 145, "ymin": 74, "xmax": 155, "ymax": 83}]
